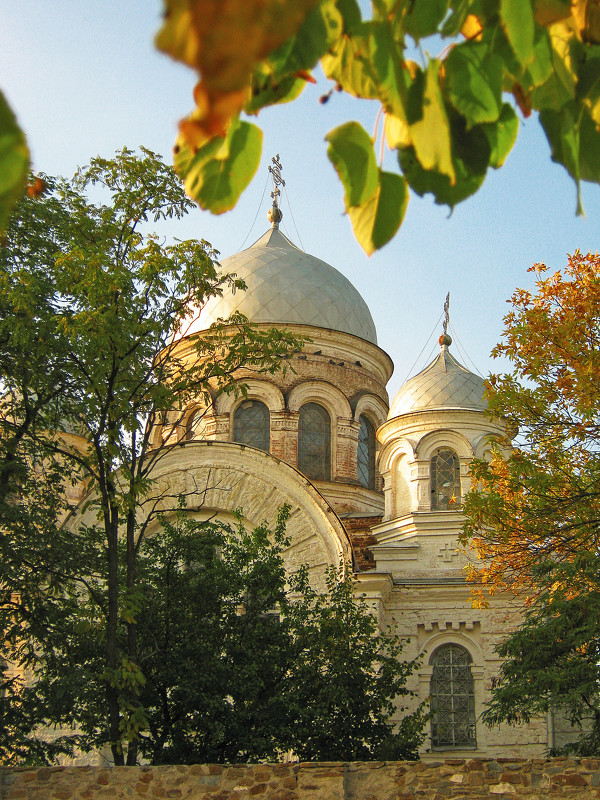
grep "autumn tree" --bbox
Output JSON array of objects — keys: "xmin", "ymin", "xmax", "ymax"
[
  {"xmin": 461, "ymin": 250, "xmax": 600, "ymax": 752},
  {"xmin": 0, "ymin": 149, "xmax": 302, "ymax": 765},
  {"xmin": 155, "ymin": 0, "xmax": 600, "ymax": 253}
]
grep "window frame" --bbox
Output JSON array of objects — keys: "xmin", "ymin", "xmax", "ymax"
[
  {"xmin": 233, "ymin": 399, "xmax": 270, "ymax": 453},
  {"xmin": 430, "ymin": 643, "xmax": 477, "ymax": 750},
  {"xmin": 357, "ymin": 414, "xmax": 376, "ymax": 490},
  {"xmin": 298, "ymin": 402, "xmax": 331, "ymax": 482},
  {"xmin": 430, "ymin": 448, "xmax": 461, "ymax": 510}
]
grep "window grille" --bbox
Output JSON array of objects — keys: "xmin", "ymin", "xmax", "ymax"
[
  {"xmin": 357, "ymin": 415, "xmax": 376, "ymax": 489},
  {"xmin": 298, "ymin": 403, "xmax": 331, "ymax": 481},
  {"xmin": 430, "ymin": 644, "xmax": 477, "ymax": 749},
  {"xmin": 431, "ymin": 448, "xmax": 461, "ymax": 510},
  {"xmin": 233, "ymin": 400, "xmax": 270, "ymax": 452}
]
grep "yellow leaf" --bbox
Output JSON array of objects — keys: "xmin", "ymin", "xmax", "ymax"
[
  {"xmin": 157, "ymin": 0, "xmax": 321, "ymax": 149},
  {"xmin": 461, "ymin": 14, "xmax": 483, "ymax": 40}
]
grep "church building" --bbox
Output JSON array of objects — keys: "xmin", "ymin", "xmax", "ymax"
[{"xmin": 147, "ymin": 166, "xmax": 557, "ymax": 759}]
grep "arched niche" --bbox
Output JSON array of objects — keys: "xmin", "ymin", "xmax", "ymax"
[{"xmin": 69, "ymin": 441, "xmax": 352, "ymax": 592}]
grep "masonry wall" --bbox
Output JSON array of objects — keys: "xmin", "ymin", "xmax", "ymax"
[{"xmin": 3, "ymin": 758, "xmax": 600, "ymax": 800}]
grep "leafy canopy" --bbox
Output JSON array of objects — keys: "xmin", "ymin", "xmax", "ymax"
[
  {"xmin": 461, "ymin": 251, "xmax": 600, "ymax": 752},
  {"xmin": 157, "ymin": 0, "xmax": 600, "ymax": 254},
  {"xmin": 0, "ymin": 149, "xmax": 303, "ymax": 765},
  {"xmin": 4, "ymin": 505, "xmax": 427, "ymax": 764}
]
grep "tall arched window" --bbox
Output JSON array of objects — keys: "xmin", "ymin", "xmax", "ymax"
[
  {"xmin": 357, "ymin": 415, "xmax": 376, "ymax": 490},
  {"xmin": 233, "ymin": 400, "xmax": 270, "ymax": 452},
  {"xmin": 298, "ymin": 403, "xmax": 331, "ymax": 481},
  {"xmin": 431, "ymin": 448, "xmax": 461, "ymax": 510},
  {"xmin": 430, "ymin": 644, "xmax": 476, "ymax": 749}
]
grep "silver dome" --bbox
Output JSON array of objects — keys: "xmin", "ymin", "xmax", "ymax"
[
  {"xmin": 183, "ymin": 226, "xmax": 377, "ymax": 344},
  {"xmin": 389, "ymin": 344, "xmax": 486, "ymax": 418}
]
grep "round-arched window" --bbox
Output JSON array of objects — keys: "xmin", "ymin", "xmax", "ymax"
[
  {"xmin": 357, "ymin": 415, "xmax": 376, "ymax": 490},
  {"xmin": 431, "ymin": 448, "xmax": 461, "ymax": 510},
  {"xmin": 298, "ymin": 403, "xmax": 331, "ymax": 481},
  {"xmin": 430, "ymin": 643, "xmax": 476, "ymax": 749},
  {"xmin": 233, "ymin": 400, "xmax": 270, "ymax": 452}
]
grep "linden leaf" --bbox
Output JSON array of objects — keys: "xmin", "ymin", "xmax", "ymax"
[
  {"xmin": 0, "ymin": 91, "xmax": 29, "ymax": 234},
  {"xmin": 501, "ymin": 0, "xmax": 536, "ymax": 67},
  {"xmin": 482, "ymin": 103, "xmax": 519, "ymax": 168},
  {"xmin": 446, "ymin": 41, "xmax": 503, "ymax": 127},
  {"xmin": 406, "ymin": 60, "xmax": 455, "ymax": 183},
  {"xmin": 399, "ymin": 111, "xmax": 490, "ymax": 208},
  {"xmin": 348, "ymin": 170, "xmax": 408, "ymax": 255},
  {"xmin": 326, "ymin": 121, "xmax": 379, "ymax": 208},
  {"xmin": 404, "ymin": 0, "xmax": 449, "ymax": 42},
  {"xmin": 175, "ymin": 119, "xmax": 263, "ymax": 214}
]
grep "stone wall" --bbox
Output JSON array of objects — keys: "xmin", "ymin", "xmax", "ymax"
[{"xmin": 3, "ymin": 758, "xmax": 600, "ymax": 800}]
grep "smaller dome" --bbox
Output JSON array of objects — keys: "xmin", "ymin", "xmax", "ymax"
[{"xmin": 389, "ymin": 343, "xmax": 486, "ymax": 418}]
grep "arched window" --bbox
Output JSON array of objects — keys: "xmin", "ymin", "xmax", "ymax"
[
  {"xmin": 186, "ymin": 409, "xmax": 208, "ymax": 441},
  {"xmin": 357, "ymin": 415, "xmax": 376, "ymax": 489},
  {"xmin": 298, "ymin": 403, "xmax": 331, "ymax": 481},
  {"xmin": 233, "ymin": 400, "xmax": 270, "ymax": 452},
  {"xmin": 430, "ymin": 644, "xmax": 476, "ymax": 749},
  {"xmin": 431, "ymin": 448, "xmax": 461, "ymax": 510}
]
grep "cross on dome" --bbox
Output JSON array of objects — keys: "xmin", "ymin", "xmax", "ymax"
[
  {"xmin": 268, "ymin": 154, "xmax": 285, "ymax": 227},
  {"xmin": 439, "ymin": 292, "xmax": 452, "ymax": 347}
]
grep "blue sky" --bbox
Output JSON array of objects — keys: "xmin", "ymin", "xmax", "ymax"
[{"xmin": 3, "ymin": 2, "xmax": 600, "ymax": 401}]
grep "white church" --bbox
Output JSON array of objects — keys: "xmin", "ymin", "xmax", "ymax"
[{"xmin": 138, "ymin": 170, "xmax": 564, "ymax": 760}]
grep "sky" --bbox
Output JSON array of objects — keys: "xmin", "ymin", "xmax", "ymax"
[{"xmin": 3, "ymin": 2, "xmax": 600, "ymax": 401}]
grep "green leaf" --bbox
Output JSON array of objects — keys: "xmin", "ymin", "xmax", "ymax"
[
  {"xmin": 348, "ymin": 170, "xmax": 408, "ymax": 255},
  {"xmin": 406, "ymin": 60, "xmax": 455, "ymax": 182},
  {"xmin": 446, "ymin": 41, "xmax": 503, "ymax": 127},
  {"xmin": 246, "ymin": 70, "xmax": 306, "ymax": 115},
  {"xmin": 321, "ymin": 22, "xmax": 383, "ymax": 102},
  {"xmin": 577, "ymin": 55, "xmax": 600, "ymax": 127},
  {"xmin": 326, "ymin": 121, "xmax": 379, "ymax": 207},
  {"xmin": 528, "ymin": 22, "xmax": 577, "ymax": 111},
  {"xmin": 333, "ymin": 0, "xmax": 363, "ymax": 32},
  {"xmin": 267, "ymin": 0, "xmax": 343, "ymax": 78},
  {"xmin": 539, "ymin": 103, "xmax": 582, "ymax": 212},
  {"xmin": 0, "ymin": 91, "xmax": 29, "ymax": 234},
  {"xmin": 578, "ymin": 109, "xmax": 600, "ymax": 185},
  {"xmin": 178, "ymin": 120, "xmax": 263, "ymax": 214},
  {"xmin": 404, "ymin": 0, "xmax": 449, "ymax": 42},
  {"xmin": 482, "ymin": 103, "xmax": 519, "ymax": 168},
  {"xmin": 399, "ymin": 111, "xmax": 490, "ymax": 207},
  {"xmin": 500, "ymin": 0, "xmax": 536, "ymax": 67},
  {"xmin": 523, "ymin": 27, "xmax": 554, "ymax": 88}
]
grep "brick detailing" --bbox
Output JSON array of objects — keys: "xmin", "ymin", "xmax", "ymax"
[
  {"xmin": 342, "ymin": 517, "xmax": 381, "ymax": 571},
  {"xmin": 4, "ymin": 758, "xmax": 600, "ymax": 800}
]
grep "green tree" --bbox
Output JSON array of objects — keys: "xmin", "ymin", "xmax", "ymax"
[
  {"xmin": 156, "ymin": 0, "xmax": 600, "ymax": 254},
  {"xmin": 461, "ymin": 251, "xmax": 600, "ymax": 753},
  {"xmin": 134, "ymin": 507, "xmax": 427, "ymax": 763},
  {"xmin": 0, "ymin": 149, "xmax": 302, "ymax": 765}
]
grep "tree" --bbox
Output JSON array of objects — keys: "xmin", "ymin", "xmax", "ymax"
[
  {"xmin": 461, "ymin": 250, "xmax": 600, "ymax": 752},
  {"xmin": 0, "ymin": 149, "xmax": 303, "ymax": 765},
  {"xmin": 14, "ymin": 504, "xmax": 426, "ymax": 765},
  {"xmin": 155, "ymin": 0, "xmax": 600, "ymax": 254},
  {"xmin": 132, "ymin": 506, "xmax": 427, "ymax": 763}
]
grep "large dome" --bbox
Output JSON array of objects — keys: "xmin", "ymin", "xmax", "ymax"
[
  {"xmin": 182, "ymin": 225, "xmax": 377, "ymax": 344},
  {"xmin": 389, "ymin": 340, "xmax": 486, "ymax": 417}
]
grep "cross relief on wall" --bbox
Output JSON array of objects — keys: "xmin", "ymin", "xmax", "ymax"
[{"xmin": 437, "ymin": 541, "xmax": 459, "ymax": 562}]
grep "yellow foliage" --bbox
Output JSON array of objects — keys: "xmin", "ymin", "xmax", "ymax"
[{"xmin": 157, "ymin": 0, "xmax": 320, "ymax": 149}]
